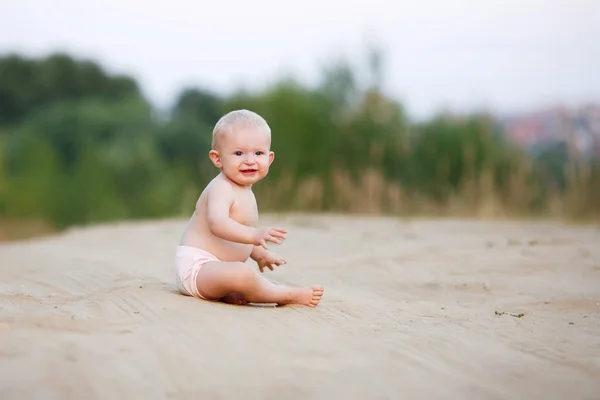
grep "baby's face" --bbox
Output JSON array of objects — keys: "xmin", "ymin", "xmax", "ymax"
[{"xmin": 213, "ymin": 127, "xmax": 274, "ymax": 186}]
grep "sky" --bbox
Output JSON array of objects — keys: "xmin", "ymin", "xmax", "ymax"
[{"xmin": 1, "ymin": 0, "xmax": 599, "ymax": 120}]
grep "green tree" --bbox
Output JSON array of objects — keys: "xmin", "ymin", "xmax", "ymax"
[{"xmin": 0, "ymin": 53, "xmax": 141, "ymax": 126}]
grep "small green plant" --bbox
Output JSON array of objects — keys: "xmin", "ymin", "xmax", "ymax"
[{"xmin": 495, "ymin": 310, "xmax": 525, "ymax": 318}]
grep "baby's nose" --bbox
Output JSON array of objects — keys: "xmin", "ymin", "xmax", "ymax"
[{"xmin": 245, "ymin": 154, "xmax": 256, "ymax": 163}]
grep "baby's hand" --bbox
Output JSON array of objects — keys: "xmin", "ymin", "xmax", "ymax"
[
  {"xmin": 252, "ymin": 227, "xmax": 287, "ymax": 249},
  {"xmin": 257, "ymin": 251, "xmax": 287, "ymax": 273}
]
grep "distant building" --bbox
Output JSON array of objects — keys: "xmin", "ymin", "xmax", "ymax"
[{"xmin": 497, "ymin": 104, "xmax": 600, "ymax": 158}]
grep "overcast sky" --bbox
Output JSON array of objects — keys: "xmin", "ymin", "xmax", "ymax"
[{"xmin": 1, "ymin": 0, "xmax": 599, "ymax": 119}]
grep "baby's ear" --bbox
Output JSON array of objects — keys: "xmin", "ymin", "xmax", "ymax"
[
  {"xmin": 268, "ymin": 151, "xmax": 275, "ymax": 165},
  {"xmin": 208, "ymin": 150, "xmax": 222, "ymax": 168}
]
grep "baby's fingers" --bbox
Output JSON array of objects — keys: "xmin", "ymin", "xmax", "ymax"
[
  {"xmin": 269, "ymin": 229, "xmax": 287, "ymax": 240},
  {"xmin": 273, "ymin": 256, "xmax": 286, "ymax": 265},
  {"xmin": 266, "ymin": 259, "xmax": 283, "ymax": 269},
  {"xmin": 264, "ymin": 235, "xmax": 282, "ymax": 245}
]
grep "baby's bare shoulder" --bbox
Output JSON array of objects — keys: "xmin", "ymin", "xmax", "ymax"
[
  {"xmin": 204, "ymin": 176, "xmax": 237, "ymax": 204},
  {"xmin": 207, "ymin": 175, "xmax": 233, "ymax": 191}
]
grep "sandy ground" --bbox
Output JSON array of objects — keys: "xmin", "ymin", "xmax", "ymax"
[{"xmin": 0, "ymin": 214, "xmax": 599, "ymax": 400}]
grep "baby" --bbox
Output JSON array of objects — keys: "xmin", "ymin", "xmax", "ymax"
[{"xmin": 175, "ymin": 109, "xmax": 324, "ymax": 307}]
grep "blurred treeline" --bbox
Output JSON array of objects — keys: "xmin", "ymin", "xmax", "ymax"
[{"xmin": 0, "ymin": 52, "xmax": 598, "ymax": 237}]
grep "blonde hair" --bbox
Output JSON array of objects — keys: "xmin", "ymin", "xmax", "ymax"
[{"xmin": 211, "ymin": 109, "xmax": 271, "ymax": 149}]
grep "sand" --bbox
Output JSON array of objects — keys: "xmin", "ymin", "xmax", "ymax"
[{"xmin": 1, "ymin": 214, "xmax": 599, "ymax": 399}]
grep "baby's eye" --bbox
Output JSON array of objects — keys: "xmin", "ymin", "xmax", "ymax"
[
  {"xmin": 255, "ymin": 151, "xmax": 264, "ymax": 156},
  {"xmin": 234, "ymin": 151, "xmax": 243, "ymax": 156}
]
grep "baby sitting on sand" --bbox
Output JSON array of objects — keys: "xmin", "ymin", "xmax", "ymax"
[{"xmin": 175, "ymin": 109, "xmax": 324, "ymax": 307}]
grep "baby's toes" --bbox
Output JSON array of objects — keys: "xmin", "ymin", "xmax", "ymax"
[
  {"xmin": 311, "ymin": 285, "xmax": 324, "ymax": 294},
  {"xmin": 310, "ymin": 287, "xmax": 324, "ymax": 306}
]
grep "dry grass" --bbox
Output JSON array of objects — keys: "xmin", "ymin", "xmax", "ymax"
[
  {"xmin": 0, "ymin": 219, "xmax": 55, "ymax": 242},
  {"xmin": 257, "ymin": 163, "xmax": 599, "ymax": 223}
]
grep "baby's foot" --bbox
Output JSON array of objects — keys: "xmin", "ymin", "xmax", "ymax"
[
  {"xmin": 221, "ymin": 292, "xmax": 248, "ymax": 306},
  {"xmin": 281, "ymin": 285, "xmax": 324, "ymax": 307}
]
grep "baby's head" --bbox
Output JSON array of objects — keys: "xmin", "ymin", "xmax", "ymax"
[{"xmin": 208, "ymin": 109, "xmax": 275, "ymax": 187}]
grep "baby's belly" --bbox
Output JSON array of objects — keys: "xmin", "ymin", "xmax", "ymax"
[
  {"xmin": 210, "ymin": 240, "xmax": 253, "ymax": 263},
  {"xmin": 181, "ymin": 231, "xmax": 253, "ymax": 262}
]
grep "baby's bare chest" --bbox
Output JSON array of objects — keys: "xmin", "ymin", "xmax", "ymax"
[{"xmin": 230, "ymin": 192, "xmax": 259, "ymax": 227}]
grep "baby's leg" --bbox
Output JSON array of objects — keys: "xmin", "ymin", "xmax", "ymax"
[{"xmin": 195, "ymin": 261, "xmax": 324, "ymax": 307}]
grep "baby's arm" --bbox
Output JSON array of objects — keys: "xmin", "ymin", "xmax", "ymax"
[
  {"xmin": 205, "ymin": 180, "xmax": 286, "ymax": 247},
  {"xmin": 250, "ymin": 245, "xmax": 266, "ymax": 261},
  {"xmin": 251, "ymin": 245, "xmax": 287, "ymax": 272},
  {"xmin": 206, "ymin": 180, "xmax": 256, "ymax": 244}
]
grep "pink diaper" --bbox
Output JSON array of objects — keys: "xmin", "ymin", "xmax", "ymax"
[{"xmin": 175, "ymin": 245, "xmax": 219, "ymax": 300}]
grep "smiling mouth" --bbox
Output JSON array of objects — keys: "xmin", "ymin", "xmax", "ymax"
[{"xmin": 241, "ymin": 169, "xmax": 258, "ymax": 174}]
